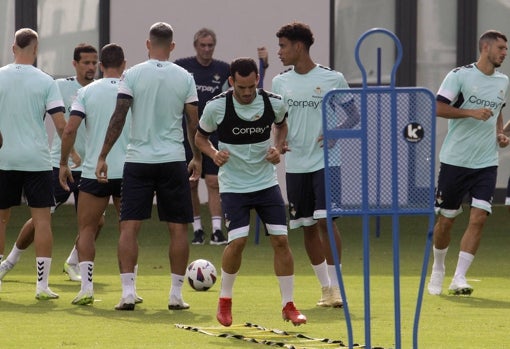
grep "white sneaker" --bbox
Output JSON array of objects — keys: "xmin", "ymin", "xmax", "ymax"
[
  {"xmin": 0, "ymin": 260, "xmax": 14, "ymax": 280},
  {"xmin": 168, "ymin": 294, "xmax": 190, "ymax": 310},
  {"xmin": 135, "ymin": 293, "xmax": 143, "ymax": 304},
  {"xmin": 427, "ymin": 271, "xmax": 445, "ymax": 295},
  {"xmin": 72, "ymin": 289, "xmax": 94, "ymax": 305},
  {"xmin": 448, "ymin": 277, "xmax": 473, "ymax": 296},
  {"xmin": 316, "ymin": 286, "xmax": 343, "ymax": 307},
  {"xmin": 63, "ymin": 262, "xmax": 81, "ymax": 282},
  {"xmin": 35, "ymin": 287, "xmax": 59, "ymax": 300},
  {"xmin": 115, "ymin": 294, "xmax": 136, "ymax": 310}
]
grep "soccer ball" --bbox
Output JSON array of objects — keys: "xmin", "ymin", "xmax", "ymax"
[{"xmin": 186, "ymin": 259, "xmax": 217, "ymax": 291}]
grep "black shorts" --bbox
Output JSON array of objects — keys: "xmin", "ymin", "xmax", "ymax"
[
  {"xmin": 79, "ymin": 177, "xmax": 122, "ymax": 198},
  {"xmin": 220, "ymin": 185, "xmax": 287, "ymax": 241},
  {"xmin": 120, "ymin": 162, "xmax": 193, "ymax": 223},
  {"xmin": 53, "ymin": 167, "xmax": 81, "ymax": 209},
  {"xmin": 506, "ymin": 176, "xmax": 510, "ymax": 205},
  {"xmin": 286, "ymin": 169, "xmax": 327, "ymax": 229},
  {"xmin": 184, "ymin": 129, "xmax": 219, "ymax": 177},
  {"xmin": 0, "ymin": 170, "xmax": 55, "ymax": 208},
  {"xmin": 435, "ymin": 163, "xmax": 497, "ymax": 216}
]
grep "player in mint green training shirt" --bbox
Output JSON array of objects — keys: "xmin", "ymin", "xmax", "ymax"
[
  {"xmin": 95, "ymin": 22, "xmax": 201, "ymax": 311},
  {"xmin": 59, "ymin": 43, "xmax": 136, "ymax": 306},
  {"xmin": 271, "ymin": 22, "xmax": 356, "ymax": 308},
  {"xmin": 0, "ymin": 28, "xmax": 66, "ymax": 299},
  {"xmin": 196, "ymin": 57, "xmax": 307, "ymax": 327},
  {"xmin": 428, "ymin": 30, "xmax": 510, "ymax": 297},
  {"xmin": 0, "ymin": 44, "xmax": 98, "ymax": 286}
]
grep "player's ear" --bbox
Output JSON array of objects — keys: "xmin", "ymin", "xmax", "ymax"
[{"xmin": 228, "ymin": 75, "xmax": 234, "ymax": 86}]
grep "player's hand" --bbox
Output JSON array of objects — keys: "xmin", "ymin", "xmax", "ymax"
[
  {"xmin": 471, "ymin": 108, "xmax": 493, "ymax": 121},
  {"xmin": 95, "ymin": 159, "xmax": 108, "ymax": 183},
  {"xmin": 58, "ymin": 164, "xmax": 73, "ymax": 191},
  {"xmin": 188, "ymin": 157, "xmax": 202, "ymax": 182},
  {"xmin": 277, "ymin": 141, "xmax": 289, "ymax": 154},
  {"xmin": 497, "ymin": 133, "xmax": 509, "ymax": 148},
  {"xmin": 318, "ymin": 135, "xmax": 337, "ymax": 149},
  {"xmin": 265, "ymin": 146, "xmax": 280, "ymax": 164},
  {"xmin": 213, "ymin": 150, "xmax": 230, "ymax": 167}
]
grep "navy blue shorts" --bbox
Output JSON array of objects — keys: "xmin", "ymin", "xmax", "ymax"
[
  {"xmin": 79, "ymin": 177, "xmax": 122, "ymax": 198},
  {"xmin": 120, "ymin": 162, "xmax": 193, "ymax": 223},
  {"xmin": 435, "ymin": 163, "xmax": 497, "ymax": 216},
  {"xmin": 184, "ymin": 129, "xmax": 219, "ymax": 177},
  {"xmin": 221, "ymin": 185, "xmax": 287, "ymax": 241},
  {"xmin": 0, "ymin": 170, "xmax": 55, "ymax": 208},
  {"xmin": 286, "ymin": 169, "xmax": 327, "ymax": 229},
  {"xmin": 53, "ymin": 167, "xmax": 81, "ymax": 209}
]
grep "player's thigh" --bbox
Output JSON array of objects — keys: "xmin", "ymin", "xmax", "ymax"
[
  {"xmin": 435, "ymin": 163, "xmax": 469, "ymax": 211},
  {"xmin": 286, "ymin": 172, "xmax": 315, "ymax": 219},
  {"xmin": 120, "ymin": 163, "xmax": 155, "ymax": 221},
  {"xmin": 220, "ymin": 192, "xmax": 251, "ymax": 239},
  {"xmin": 76, "ymin": 190, "xmax": 109, "ymax": 232},
  {"xmin": 255, "ymin": 186, "xmax": 288, "ymax": 234},
  {"xmin": 155, "ymin": 162, "xmax": 193, "ymax": 223},
  {"xmin": 24, "ymin": 171, "xmax": 55, "ymax": 208},
  {"xmin": 0, "ymin": 170, "xmax": 24, "ymax": 208}
]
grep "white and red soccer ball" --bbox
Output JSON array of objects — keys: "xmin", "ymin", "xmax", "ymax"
[{"xmin": 186, "ymin": 259, "xmax": 217, "ymax": 291}]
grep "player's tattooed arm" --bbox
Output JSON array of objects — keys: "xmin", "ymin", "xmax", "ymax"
[{"xmin": 99, "ymin": 97, "xmax": 131, "ymax": 160}]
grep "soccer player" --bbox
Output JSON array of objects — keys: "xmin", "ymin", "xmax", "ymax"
[
  {"xmin": 0, "ymin": 28, "xmax": 66, "ymax": 299},
  {"xmin": 175, "ymin": 29, "xmax": 270, "ymax": 246},
  {"xmin": 59, "ymin": 43, "xmax": 141, "ymax": 305},
  {"xmin": 272, "ymin": 22, "xmax": 353, "ymax": 308},
  {"xmin": 195, "ymin": 57, "xmax": 306, "ymax": 327},
  {"xmin": 95, "ymin": 22, "xmax": 201, "ymax": 311},
  {"xmin": 427, "ymin": 30, "xmax": 509, "ymax": 296},
  {"xmin": 0, "ymin": 43, "xmax": 98, "ymax": 283}
]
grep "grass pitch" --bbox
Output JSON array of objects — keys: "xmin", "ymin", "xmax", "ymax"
[{"xmin": 0, "ymin": 204, "xmax": 509, "ymax": 348}]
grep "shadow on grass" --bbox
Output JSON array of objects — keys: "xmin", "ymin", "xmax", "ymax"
[
  {"xmin": 60, "ymin": 303, "xmax": 216, "ymax": 326},
  {"xmin": 440, "ymin": 294, "xmax": 510, "ymax": 309}
]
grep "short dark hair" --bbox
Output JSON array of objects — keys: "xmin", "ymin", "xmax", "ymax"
[
  {"xmin": 479, "ymin": 30, "xmax": 507, "ymax": 52},
  {"xmin": 230, "ymin": 58, "xmax": 258, "ymax": 79},
  {"xmin": 276, "ymin": 22, "xmax": 314, "ymax": 50},
  {"xmin": 193, "ymin": 28, "xmax": 216, "ymax": 46},
  {"xmin": 14, "ymin": 28, "xmax": 38, "ymax": 49},
  {"xmin": 100, "ymin": 43, "xmax": 124, "ymax": 69},
  {"xmin": 73, "ymin": 43, "xmax": 98, "ymax": 62},
  {"xmin": 149, "ymin": 22, "xmax": 174, "ymax": 46}
]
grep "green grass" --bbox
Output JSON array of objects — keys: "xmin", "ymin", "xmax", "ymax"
[{"xmin": 1, "ymin": 204, "xmax": 509, "ymax": 348}]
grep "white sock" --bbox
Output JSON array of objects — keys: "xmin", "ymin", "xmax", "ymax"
[
  {"xmin": 6, "ymin": 243, "xmax": 25, "ymax": 265},
  {"xmin": 192, "ymin": 216, "xmax": 202, "ymax": 232},
  {"xmin": 278, "ymin": 275, "xmax": 294, "ymax": 306},
  {"xmin": 36, "ymin": 257, "xmax": 52, "ymax": 290},
  {"xmin": 219, "ymin": 269, "xmax": 237, "ymax": 298},
  {"xmin": 453, "ymin": 251, "xmax": 474, "ymax": 281},
  {"xmin": 432, "ymin": 246, "xmax": 448, "ymax": 273},
  {"xmin": 120, "ymin": 273, "xmax": 135, "ymax": 298},
  {"xmin": 170, "ymin": 273, "xmax": 185, "ymax": 299},
  {"xmin": 328, "ymin": 264, "xmax": 341, "ymax": 288},
  {"xmin": 80, "ymin": 261, "xmax": 94, "ymax": 292},
  {"xmin": 134, "ymin": 264, "xmax": 139, "ymax": 294},
  {"xmin": 66, "ymin": 245, "xmax": 79, "ymax": 265},
  {"xmin": 312, "ymin": 260, "xmax": 330, "ymax": 288},
  {"xmin": 211, "ymin": 216, "xmax": 222, "ymax": 232}
]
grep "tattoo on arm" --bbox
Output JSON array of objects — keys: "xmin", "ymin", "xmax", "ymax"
[{"xmin": 100, "ymin": 98, "xmax": 131, "ymax": 158}]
